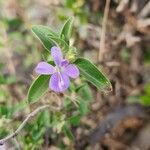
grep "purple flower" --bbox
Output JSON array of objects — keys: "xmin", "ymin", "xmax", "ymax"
[{"xmin": 35, "ymin": 46, "xmax": 79, "ymax": 93}]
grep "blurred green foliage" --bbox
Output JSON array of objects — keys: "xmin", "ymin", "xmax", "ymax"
[
  {"xmin": 144, "ymin": 47, "xmax": 150, "ymax": 65},
  {"xmin": 140, "ymin": 84, "xmax": 150, "ymax": 106},
  {"xmin": 127, "ymin": 83, "xmax": 150, "ymax": 107}
]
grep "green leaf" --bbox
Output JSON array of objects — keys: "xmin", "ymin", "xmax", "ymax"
[
  {"xmin": 139, "ymin": 83, "xmax": 150, "ymax": 106},
  {"xmin": 62, "ymin": 124, "xmax": 74, "ymax": 140},
  {"xmin": 74, "ymin": 58, "xmax": 112, "ymax": 91},
  {"xmin": 60, "ymin": 17, "xmax": 74, "ymax": 43},
  {"xmin": 78, "ymin": 98, "xmax": 89, "ymax": 116},
  {"xmin": 0, "ymin": 105, "xmax": 8, "ymax": 117},
  {"xmin": 31, "ymin": 25, "xmax": 58, "ymax": 51},
  {"xmin": 0, "ymin": 75, "xmax": 16, "ymax": 85},
  {"xmin": 140, "ymin": 95, "xmax": 150, "ymax": 106},
  {"xmin": 64, "ymin": 97, "xmax": 73, "ymax": 111},
  {"xmin": 144, "ymin": 84, "xmax": 150, "ymax": 95},
  {"xmin": 9, "ymin": 100, "xmax": 28, "ymax": 117},
  {"xmin": 0, "ymin": 63, "xmax": 5, "ymax": 70},
  {"xmin": 68, "ymin": 113, "xmax": 81, "ymax": 125},
  {"xmin": 77, "ymin": 84, "xmax": 93, "ymax": 101},
  {"xmin": 37, "ymin": 111, "xmax": 50, "ymax": 127},
  {"xmin": 32, "ymin": 127, "xmax": 45, "ymax": 141},
  {"xmin": 48, "ymin": 36, "xmax": 70, "ymax": 53},
  {"xmin": 27, "ymin": 75, "xmax": 50, "ymax": 104}
]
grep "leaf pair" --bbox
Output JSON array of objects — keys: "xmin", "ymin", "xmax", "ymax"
[{"xmin": 32, "ymin": 17, "xmax": 74, "ymax": 52}]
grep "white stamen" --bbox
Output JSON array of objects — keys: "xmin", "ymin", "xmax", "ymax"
[{"xmin": 58, "ymin": 72, "xmax": 64, "ymax": 90}]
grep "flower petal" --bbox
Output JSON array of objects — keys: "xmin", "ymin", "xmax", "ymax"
[
  {"xmin": 61, "ymin": 59, "xmax": 69, "ymax": 67},
  {"xmin": 51, "ymin": 46, "xmax": 63, "ymax": 66},
  {"xmin": 0, "ymin": 144, "xmax": 6, "ymax": 150},
  {"xmin": 64, "ymin": 64, "xmax": 79, "ymax": 78},
  {"xmin": 49, "ymin": 72, "xmax": 70, "ymax": 92},
  {"xmin": 35, "ymin": 61, "xmax": 55, "ymax": 75}
]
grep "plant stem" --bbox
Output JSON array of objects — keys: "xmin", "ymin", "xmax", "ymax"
[{"xmin": 98, "ymin": 0, "xmax": 111, "ymax": 62}]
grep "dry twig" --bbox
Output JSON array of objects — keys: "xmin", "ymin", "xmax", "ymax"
[
  {"xmin": 98, "ymin": 0, "xmax": 111, "ymax": 62},
  {"xmin": 138, "ymin": 1, "xmax": 150, "ymax": 18},
  {"xmin": 116, "ymin": 0, "xmax": 129, "ymax": 13}
]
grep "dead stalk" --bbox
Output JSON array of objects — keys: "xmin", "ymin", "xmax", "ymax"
[{"xmin": 98, "ymin": 0, "xmax": 111, "ymax": 62}]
